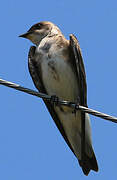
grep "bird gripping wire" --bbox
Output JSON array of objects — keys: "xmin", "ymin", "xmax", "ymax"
[{"xmin": 0, "ymin": 78, "xmax": 117, "ymax": 123}]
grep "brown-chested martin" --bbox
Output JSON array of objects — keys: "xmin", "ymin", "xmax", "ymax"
[{"xmin": 19, "ymin": 21, "xmax": 98, "ymax": 175}]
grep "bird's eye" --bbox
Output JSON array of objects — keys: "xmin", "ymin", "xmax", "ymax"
[
  {"xmin": 36, "ymin": 23, "xmax": 42, "ymax": 29},
  {"xmin": 28, "ymin": 23, "xmax": 43, "ymax": 32}
]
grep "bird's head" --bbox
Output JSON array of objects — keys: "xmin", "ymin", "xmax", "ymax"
[{"xmin": 19, "ymin": 21, "xmax": 61, "ymax": 45}]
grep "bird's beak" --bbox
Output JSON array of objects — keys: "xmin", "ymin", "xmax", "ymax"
[{"xmin": 19, "ymin": 32, "xmax": 31, "ymax": 39}]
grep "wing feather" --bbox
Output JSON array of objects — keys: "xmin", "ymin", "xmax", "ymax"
[{"xmin": 69, "ymin": 34, "xmax": 98, "ymax": 175}]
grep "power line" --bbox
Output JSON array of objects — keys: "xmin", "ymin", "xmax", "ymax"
[{"xmin": 0, "ymin": 78, "xmax": 117, "ymax": 123}]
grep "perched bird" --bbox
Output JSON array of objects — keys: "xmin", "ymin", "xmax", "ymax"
[{"xmin": 19, "ymin": 21, "xmax": 98, "ymax": 175}]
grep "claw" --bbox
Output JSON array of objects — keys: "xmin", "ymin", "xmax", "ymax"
[
  {"xmin": 50, "ymin": 95, "xmax": 59, "ymax": 106},
  {"xmin": 72, "ymin": 96, "xmax": 80, "ymax": 114}
]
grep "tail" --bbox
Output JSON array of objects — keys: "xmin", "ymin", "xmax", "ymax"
[{"xmin": 78, "ymin": 151, "xmax": 98, "ymax": 176}]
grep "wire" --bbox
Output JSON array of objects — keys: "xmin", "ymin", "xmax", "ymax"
[{"xmin": 0, "ymin": 78, "xmax": 117, "ymax": 123}]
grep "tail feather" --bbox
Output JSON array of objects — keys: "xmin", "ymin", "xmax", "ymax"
[{"xmin": 79, "ymin": 151, "xmax": 98, "ymax": 176}]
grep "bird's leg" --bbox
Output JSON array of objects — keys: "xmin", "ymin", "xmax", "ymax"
[
  {"xmin": 50, "ymin": 95, "xmax": 59, "ymax": 106},
  {"xmin": 72, "ymin": 96, "xmax": 80, "ymax": 114}
]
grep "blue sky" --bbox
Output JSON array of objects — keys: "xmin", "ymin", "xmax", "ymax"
[{"xmin": 0, "ymin": 0, "xmax": 117, "ymax": 179}]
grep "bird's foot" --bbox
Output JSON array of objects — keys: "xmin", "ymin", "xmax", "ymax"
[
  {"xmin": 72, "ymin": 97, "xmax": 80, "ymax": 114},
  {"xmin": 50, "ymin": 95, "xmax": 59, "ymax": 106}
]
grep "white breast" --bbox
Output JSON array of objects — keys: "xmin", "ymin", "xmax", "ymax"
[{"xmin": 41, "ymin": 56, "xmax": 79, "ymax": 102}]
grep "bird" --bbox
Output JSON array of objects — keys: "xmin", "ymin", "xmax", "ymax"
[{"xmin": 19, "ymin": 21, "xmax": 98, "ymax": 175}]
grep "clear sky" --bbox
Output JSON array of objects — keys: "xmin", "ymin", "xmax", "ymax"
[{"xmin": 0, "ymin": 0, "xmax": 117, "ymax": 179}]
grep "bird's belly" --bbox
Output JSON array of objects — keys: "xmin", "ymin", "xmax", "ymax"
[
  {"xmin": 41, "ymin": 57, "xmax": 92, "ymax": 159},
  {"xmin": 41, "ymin": 57, "xmax": 79, "ymax": 102}
]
